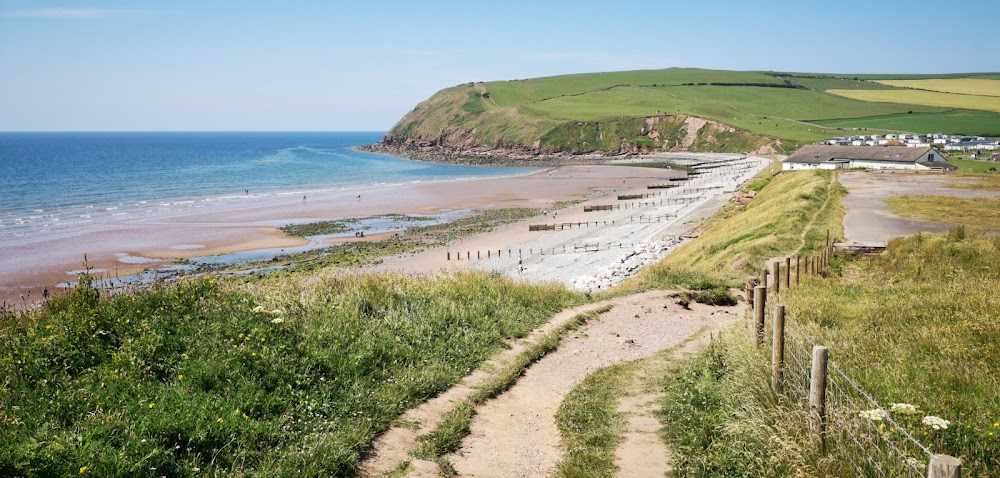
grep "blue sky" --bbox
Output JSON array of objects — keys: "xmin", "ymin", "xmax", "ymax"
[{"xmin": 1, "ymin": 0, "xmax": 998, "ymax": 131}]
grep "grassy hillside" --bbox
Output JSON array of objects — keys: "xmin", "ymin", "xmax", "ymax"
[
  {"xmin": 382, "ymin": 68, "xmax": 1000, "ymax": 157},
  {"xmin": 637, "ymin": 169, "xmax": 1000, "ymax": 476},
  {"xmin": 0, "ymin": 273, "xmax": 580, "ymax": 476}
]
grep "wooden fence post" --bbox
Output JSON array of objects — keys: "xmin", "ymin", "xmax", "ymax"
[
  {"xmin": 467, "ymin": 251, "xmax": 470, "ymax": 260},
  {"xmin": 784, "ymin": 257, "xmax": 791, "ymax": 290},
  {"xmin": 447, "ymin": 252, "xmax": 451, "ymax": 261},
  {"xmin": 796, "ymin": 256, "xmax": 801, "ymax": 286},
  {"xmin": 927, "ymin": 454, "xmax": 962, "ymax": 478},
  {"xmin": 477, "ymin": 251, "xmax": 480, "ymax": 260},
  {"xmin": 810, "ymin": 345, "xmax": 829, "ymax": 454},
  {"xmin": 753, "ymin": 285, "xmax": 766, "ymax": 345},
  {"xmin": 760, "ymin": 269, "xmax": 769, "ymax": 289},
  {"xmin": 772, "ymin": 261, "xmax": 780, "ymax": 294},
  {"xmin": 772, "ymin": 304, "xmax": 785, "ymax": 392}
]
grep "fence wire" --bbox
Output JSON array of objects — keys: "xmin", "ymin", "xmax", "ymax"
[{"xmin": 776, "ymin": 307, "xmax": 933, "ymax": 477}]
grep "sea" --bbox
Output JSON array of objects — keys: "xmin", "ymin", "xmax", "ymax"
[{"xmin": 0, "ymin": 132, "xmax": 536, "ymax": 240}]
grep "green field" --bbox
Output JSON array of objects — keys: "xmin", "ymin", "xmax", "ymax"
[
  {"xmin": 816, "ymin": 109, "xmax": 1000, "ymax": 137},
  {"xmin": 385, "ymin": 68, "xmax": 999, "ymax": 156}
]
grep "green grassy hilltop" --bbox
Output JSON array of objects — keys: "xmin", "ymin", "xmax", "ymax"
[{"xmin": 382, "ymin": 68, "xmax": 1000, "ymax": 156}]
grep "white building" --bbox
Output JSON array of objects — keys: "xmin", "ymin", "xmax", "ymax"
[{"xmin": 782, "ymin": 145, "xmax": 954, "ymax": 171}]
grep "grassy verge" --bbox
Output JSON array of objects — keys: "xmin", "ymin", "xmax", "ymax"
[
  {"xmin": 780, "ymin": 231, "xmax": 1000, "ymax": 474},
  {"xmin": 947, "ymin": 157, "xmax": 1000, "ymax": 173},
  {"xmin": 885, "ymin": 195, "xmax": 1000, "ymax": 233},
  {"xmin": 659, "ymin": 326, "xmax": 815, "ymax": 476},
  {"xmin": 401, "ymin": 306, "xmax": 612, "ymax": 474},
  {"xmin": 623, "ymin": 169, "xmax": 844, "ymax": 291},
  {"xmin": 0, "ymin": 271, "xmax": 580, "ymax": 476},
  {"xmin": 553, "ymin": 362, "xmax": 632, "ymax": 478}
]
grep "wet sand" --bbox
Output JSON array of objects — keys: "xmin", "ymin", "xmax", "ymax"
[{"xmin": 1, "ymin": 165, "xmax": 679, "ymax": 305}]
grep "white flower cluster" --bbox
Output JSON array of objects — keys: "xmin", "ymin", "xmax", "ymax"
[
  {"xmin": 890, "ymin": 403, "xmax": 919, "ymax": 415},
  {"xmin": 859, "ymin": 409, "xmax": 888, "ymax": 421},
  {"xmin": 922, "ymin": 415, "xmax": 950, "ymax": 430},
  {"xmin": 271, "ymin": 318, "xmax": 284, "ymax": 324}
]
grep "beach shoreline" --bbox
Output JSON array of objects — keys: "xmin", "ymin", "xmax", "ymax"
[{"xmin": 1, "ymin": 164, "xmax": 684, "ymax": 305}]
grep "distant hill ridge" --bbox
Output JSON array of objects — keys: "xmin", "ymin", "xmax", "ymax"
[{"xmin": 367, "ymin": 68, "xmax": 1000, "ymax": 161}]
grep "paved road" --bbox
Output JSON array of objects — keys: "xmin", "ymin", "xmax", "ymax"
[{"xmin": 840, "ymin": 172, "xmax": 997, "ymax": 243}]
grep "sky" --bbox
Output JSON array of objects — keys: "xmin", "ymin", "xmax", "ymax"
[{"xmin": 1, "ymin": 0, "xmax": 998, "ymax": 131}]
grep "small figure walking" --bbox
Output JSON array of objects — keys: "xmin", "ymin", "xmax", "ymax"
[
  {"xmin": 302, "ymin": 194, "xmax": 307, "ymax": 204},
  {"xmin": 42, "ymin": 287, "xmax": 49, "ymax": 301}
]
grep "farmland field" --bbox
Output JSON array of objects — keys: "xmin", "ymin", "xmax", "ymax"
[
  {"xmin": 827, "ymin": 88, "xmax": 1000, "ymax": 113},
  {"xmin": 385, "ymin": 68, "xmax": 1000, "ymax": 155},
  {"xmin": 874, "ymin": 78, "xmax": 1000, "ymax": 97},
  {"xmin": 815, "ymin": 109, "xmax": 1000, "ymax": 136}
]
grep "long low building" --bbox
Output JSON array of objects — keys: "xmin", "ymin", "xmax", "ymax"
[{"xmin": 782, "ymin": 145, "xmax": 954, "ymax": 171}]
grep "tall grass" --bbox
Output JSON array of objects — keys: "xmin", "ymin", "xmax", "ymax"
[
  {"xmin": 626, "ymin": 169, "xmax": 844, "ymax": 289},
  {"xmin": 781, "ymin": 232, "xmax": 1000, "ymax": 475},
  {"xmin": 0, "ymin": 271, "xmax": 579, "ymax": 476},
  {"xmin": 658, "ymin": 327, "xmax": 816, "ymax": 477}
]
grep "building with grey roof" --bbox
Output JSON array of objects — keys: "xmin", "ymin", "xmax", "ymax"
[{"xmin": 782, "ymin": 145, "xmax": 954, "ymax": 171}]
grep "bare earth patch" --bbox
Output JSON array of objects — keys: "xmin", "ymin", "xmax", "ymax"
[{"xmin": 447, "ymin": 293, "xmax": 739, "ymax": 477}]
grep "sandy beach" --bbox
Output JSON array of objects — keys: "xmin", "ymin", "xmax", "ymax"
[{"xmin": 1, "ymin": 156, "xmax": 767, "ymax": 305}]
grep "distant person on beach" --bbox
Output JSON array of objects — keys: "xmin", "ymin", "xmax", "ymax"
[
  {"xmin": 42, "ymin": 288, "xmax": 49, "ymax": 300},
  {"xmin": 302, "ymin": 195, "xmax": 307, "ymax": 204}
]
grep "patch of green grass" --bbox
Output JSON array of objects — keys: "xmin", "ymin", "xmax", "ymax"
[
  {"xmin": 885, "ymin": 195, "xmax": 1000, "ymax": 233},
  {"xmin": 947, "ymin": 158, "xmax": 1000, "ymax": 174},
  {"xmin": 409, "ymin": 306, "xmax": 611, "ymax": 468},
  {"xmin": 815, "ymin": 109, "xmax": 1000, "ymax": 136},
  {"xmin": 781, "ymin": 232, "xmax": 1000, "ymax": 475},
  {"xmin": 279, "ymin": 219, "xmax": 358, "ymax": 237},
  {"xmin": 658, "ymin": 327, "xmax": 814, "ymax": 477},
  {"xmin": 0, "ymin": 271, "xmax": 580, "ymax": 476},
  {"xmin": 554, "ymin": 362, "xmax": 632, "ymax": 478}
]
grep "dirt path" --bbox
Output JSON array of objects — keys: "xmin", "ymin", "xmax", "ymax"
[
  {"xmin": 446, "ymin": 293, "xmax": 739, "ymax": 477},
  {"xmin": 359, "ymin": 301, "xmax": 615, "ymax": 477},
  {"xmin": 612, "ymin": 320, "xmax": 728, "ymax": 477},
  {"xmin": 793, "ymin": 170, "xmax": 836, "ymax": 256}
]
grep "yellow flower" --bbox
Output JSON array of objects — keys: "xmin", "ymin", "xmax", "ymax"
[
  {"xmin": 148, "ymin": 403, "xmax": 155, "ymax": 409},
  {"xmin": 80, "ymin": 466, "xmax": 88, "ymax": 474},
  {"xmin": 178, "ymin": 374, "xmax": 184, "ymax": 381},
  {"xmin": 216, "ymin": 417, "xmax": 224, "ymax": 423}
]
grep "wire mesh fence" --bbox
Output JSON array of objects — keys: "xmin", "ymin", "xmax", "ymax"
[{"xmin": 765, "ymin": 292, "xmax": 936, "ymax": 477}]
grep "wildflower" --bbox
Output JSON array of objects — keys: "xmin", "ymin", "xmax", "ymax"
[
  {"xmin": 271, "ymin": 318, "xmax": 284, "ymax": 324},
  {"xmin": 148, "ymin": 403, "xmax": 155, "ymax": 409},
  {"xmin": 216, "ymin": 417, "xmax": 224, "ymax": 423},
  {"xmin": 80, "ymin": 466, "xmax": 88, "ymax": 474},
  {"xmin": 270, "ymin": 308, "xmax": 284, "ymax": 316},
  {"xmin": 890, "ymin": 403, "xmax": 919, "ymax": 415},
  {"xmin": 178, "ymin": 374, "xmax": 184, "ymax": 381},
  {"xmin": 859, "ymin": 409, "xmax": 888, "ymax": 421},
  {"xmin": 922, "ymin": 415, "xmax": 950, "ymax": 430}
]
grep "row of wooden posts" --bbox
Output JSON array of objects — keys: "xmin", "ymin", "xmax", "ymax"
[
  {"xmin": 746, "ymin": 232, "xmax": 961, "ymax": 477},
  {"xmin": 445, "ymin": 243, "xmax": 632, "ymax": 261}
]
